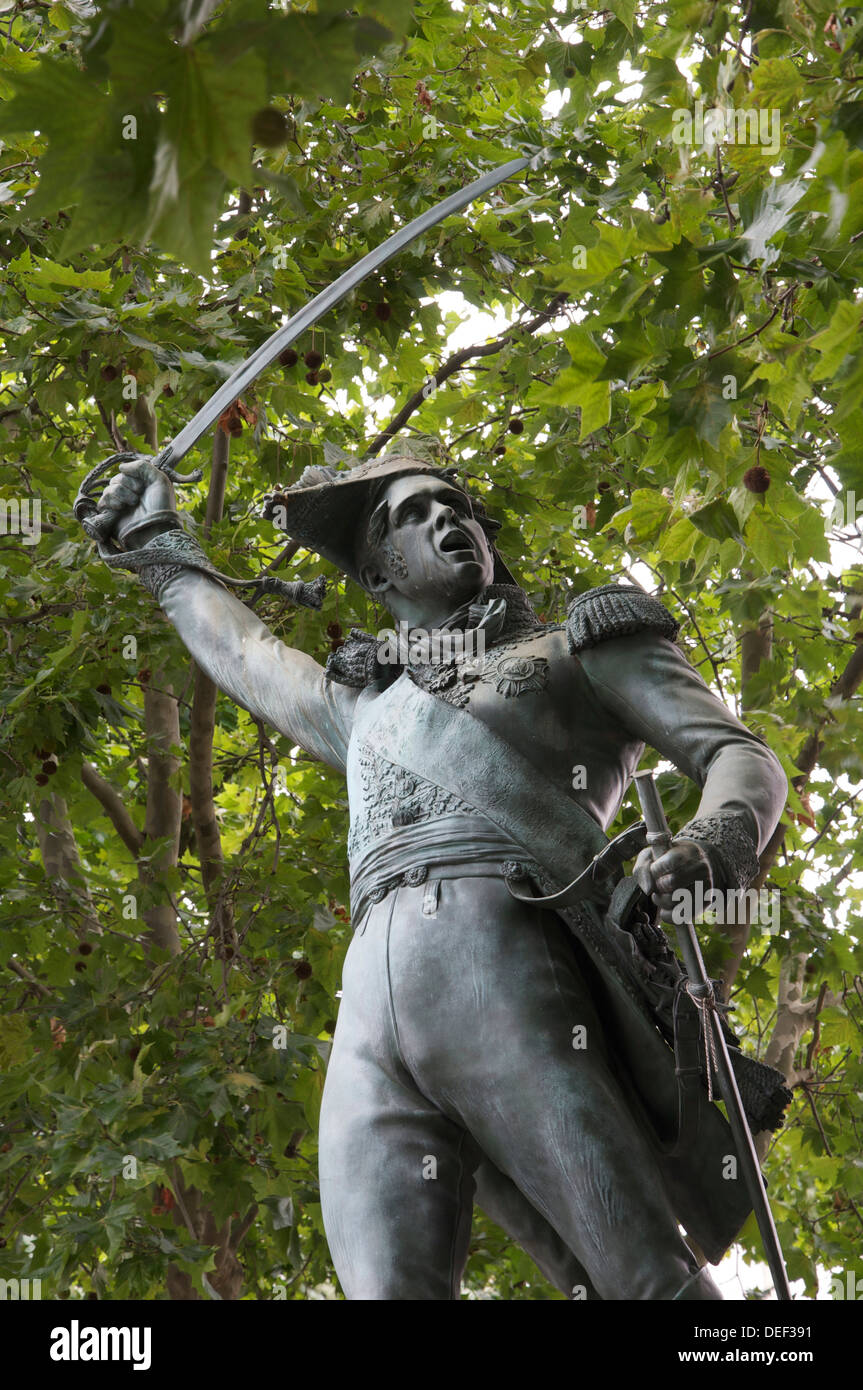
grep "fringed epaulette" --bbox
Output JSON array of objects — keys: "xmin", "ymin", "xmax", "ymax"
[
  {"xmin": 325, "ymin": 629, "xmax": 386, "ymax": 689},
  {"xmin": 566, "ymin": 584, "xmax": 679, "ymax": 653}
]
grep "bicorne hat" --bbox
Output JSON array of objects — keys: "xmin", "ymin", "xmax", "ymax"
[{"xmin": 268, "ymin": 452, "xmax": 517, "ymax": 588}]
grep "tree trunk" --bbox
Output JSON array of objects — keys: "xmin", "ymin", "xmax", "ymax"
[
  {"xmin": 140, "ymin": 674, "xmax": 183, "ymax": 955},
  {"xmin": 165, "ymin": 1166, "xmax": 256, "ymax": 1300},
  {"xmin": 35, "ymin": 792, "xmax": 103, "ymax": 937}
]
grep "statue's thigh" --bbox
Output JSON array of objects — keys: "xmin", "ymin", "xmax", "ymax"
[
  {"xmin": 387, "ymin": 877, "xmax": 699, "ymax": 1296},
  {"xmin": 388, "ymin": 875, "xmax": 614, "ymax": 1089},
  {"xmin": 318, "ymin": 893, "xmax": 479, "ymax": 1299}
]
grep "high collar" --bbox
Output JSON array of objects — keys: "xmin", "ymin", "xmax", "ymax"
[
  {"xmin": 324, "ymin": 584, "xmax": 544, "ymax": 691},
  {"xmin": 444, "ymin": 583, "xmax": 544, "ymax": 645}
]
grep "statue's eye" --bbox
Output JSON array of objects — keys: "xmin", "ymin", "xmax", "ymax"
[{"xmin": 399, "ymin": 503, "xmax": 423, "ymax": 524}]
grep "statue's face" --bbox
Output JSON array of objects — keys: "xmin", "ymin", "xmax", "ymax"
[{"xmin": 363, "ymin": 474, "xmax": 495, "ymax": 614}]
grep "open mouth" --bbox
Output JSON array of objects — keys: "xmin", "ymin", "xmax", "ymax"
[{"xmin": 439, "ymin": 527, "xmax": 474, "ymax": 554}]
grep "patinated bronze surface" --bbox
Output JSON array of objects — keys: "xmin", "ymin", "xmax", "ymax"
[{"xmin": 85, "ymin": 450, "xmax": 789, "ymax": 1300}]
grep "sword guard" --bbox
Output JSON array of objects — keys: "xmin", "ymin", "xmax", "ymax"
[
  {"xmin": 506, "ymin": 821, "xmax": 648, "ymax": 909},
  {"xmin": 74, "ymin": 452, "xmax": 141, "ymax": 546},
  {"xmin": 152, "ymin": 443, "xmax": 204, "ymax": 487},
  {"xmin": 74, "ymin": 449, "xmax": 204, "ymax": 547}
]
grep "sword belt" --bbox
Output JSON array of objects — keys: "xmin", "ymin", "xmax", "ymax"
[{"xmin": 349, "ymin": 813, "xmax": 532, "ymax": 928}]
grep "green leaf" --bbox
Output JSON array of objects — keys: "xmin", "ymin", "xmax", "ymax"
[
  {"xmin": 658, "ymin": 518, "xmax": 698, "ymax": 564},
  {"xmin": 689, "ymin": 499, "xmax": 745, "ymax": 545},
  {"xmin": 751, "ymin": 58, "xmax": 804, "ymax": 115},
  {"xmin": 607, "ymin": 488, "xmax": 671, "ymax": 540},
  {"xmin": 608, "ymin": 0, "xmax": 637, "ymax": 35},
  {"xmin": 578, "ymin": 380, "xmax": 611, "ymax": 439},
  {"xmin": 225, "ymin": 1070, "xmax": 263, "ymax": 1092},
  {"xmin": 740, "ymin": 177, "xmax": 808, "ymax": 266},
  {"xmin": 745, "ymin": 507, "xmax": 789, "ymax": 572},
  {"xmin": 0, "ymin": 1014, "xmax": 31, "ymax": 1067},
  {"xmin": 809, "ymin": 300, "xmax": 863, "ymax": 379},
  {"xmin": 14, "ymin": 255, "xmax": 112, "ymax": 292}
]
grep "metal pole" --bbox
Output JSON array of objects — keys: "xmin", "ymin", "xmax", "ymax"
[{"xmin": 633, "ymin": 770, "xmax": 792, "ymax": 1301}]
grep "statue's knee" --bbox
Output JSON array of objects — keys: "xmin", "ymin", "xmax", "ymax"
[{"xmin": 606, "ymin": 1253, "xmax": 722, "ymax": 1301}]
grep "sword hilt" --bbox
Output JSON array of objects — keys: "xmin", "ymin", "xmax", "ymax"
[
  {"xmin": 633, "ymin": 770, "xmax": 672, "ymax": 849},
  {"xmin": 74, "ymin": 448, "xmax": 203, "ymax": 549},
  {"xmin": 634, "ymin": 768, "xmax": 705, "ymax": 948}
]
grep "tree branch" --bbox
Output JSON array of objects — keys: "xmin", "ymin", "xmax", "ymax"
[
  {"xmin": 260, "ymin": 538, "xmax": 301, "ymax": 575},
  {"xmin": 96, "ymin": 396, "xmax": 125, "ymax": 452},
  {"xmin": 763, "ymin": 954, "xmax": 821, "ymax": 1082},
  {"xmin": 722, "ymin": 604, "xmax": 774, "ymax": 993},
  {"xmin": 706, "ymin": 286, "xmax": 796, "ymax": 361},
  {"xmin": 6, "ymin": 957, "xmax": 52, "ymax": 997},
  {"xmin": 203, "ymin": 424, "xmax": 230, "ymax": 534},
  {"xmin": 81, "ymin": 761, "xmax": 144, "ymax": 856},
  {"xmin": 230, "ymin": 1204, "xmax": 259, "ymax": 1250},
  {"xmin": 365, "ymin": 291, "xmax": 568, "ymax": 456},
  {"xmin": 714, "ymin": 145, "xmax": 737, "ymax": 229},
  {"xmin": 756, "ymin": 632, "xmax": 863, "ymax": 884},
  {"xmin": 129, "ymin": 392, "xmax": 158, "ymax": 451},
  {"xmin": 800, "ymin": 1084, "xmax": 863, "ymax": 1232}
]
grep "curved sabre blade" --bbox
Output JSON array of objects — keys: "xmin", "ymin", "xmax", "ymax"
[{"xmin": 158, "ymin": 155, "xmax": 532, "ymax": 470}]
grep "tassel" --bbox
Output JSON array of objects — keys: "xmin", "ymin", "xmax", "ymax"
[{"xmin": 250, "ymin": 574, "xmax": 327, "ymax": 608}]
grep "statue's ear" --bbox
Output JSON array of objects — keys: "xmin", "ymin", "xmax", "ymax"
[{"xmin": 359, "ymin": 564, "xmax": 394, "ymax": 598}]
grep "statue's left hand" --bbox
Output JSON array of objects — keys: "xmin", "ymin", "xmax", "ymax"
[{"xmin": 633, "ymin": 838, "xmax": 714, "ymax": 918}]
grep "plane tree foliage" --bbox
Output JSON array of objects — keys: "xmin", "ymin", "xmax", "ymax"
[{"xmin": 0, "ymin": 0, "xmax": 862, "ymax": 1299}]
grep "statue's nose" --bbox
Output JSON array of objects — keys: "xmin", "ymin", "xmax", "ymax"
[{"xmin": 433, "ymin": 502, "xmax": 458, "ymax": 529}]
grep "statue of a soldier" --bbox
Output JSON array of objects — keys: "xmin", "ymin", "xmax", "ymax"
[{"xmin": 86, "ymin": 447, "xmax": 790, "ymax": 1300}]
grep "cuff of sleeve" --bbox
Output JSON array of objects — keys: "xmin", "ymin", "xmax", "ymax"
[
  {"xmin": 139, "ymin": 562, "xmax": 193, "ymax": 602},
  {"xmin": 675, "ymin": 813, "xmax": 761, "ymax": 891},
  {"xmin": 110, "ymin": 527, "xmax": 215, "ymax": 604},
  {"xmin": 100, "ymin": 524, "xmax": 327, "ymax": 610},
  {"xmin": 325, "ymin": 629, "xmax": 384, "ymax": 688}
]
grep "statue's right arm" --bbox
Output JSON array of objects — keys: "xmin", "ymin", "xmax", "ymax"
[
  {"xmin": 157, "ymin": 569, "xmax": 358, "ymax": 774},
  {"xmin": 87, "ymin": 455, "xmax": 357, "ymax": 774}
]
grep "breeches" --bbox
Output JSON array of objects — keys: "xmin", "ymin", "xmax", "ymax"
[{"xmin": 318, "ymin": 874, "xmax": 721, "ymax": 1301}]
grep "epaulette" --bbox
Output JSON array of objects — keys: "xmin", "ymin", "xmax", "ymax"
[{"xmin": 566, "ymin": 584, "xmax": 679, "ymax": 654}]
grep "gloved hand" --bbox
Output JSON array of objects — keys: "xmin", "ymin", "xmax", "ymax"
[
  {"xmin": 93, "ymin": 456, "xmax": 180, "ymax": 549},
  {"xmin": 633, "ymin": 837, "xmax": 715, "ymax": 920}
]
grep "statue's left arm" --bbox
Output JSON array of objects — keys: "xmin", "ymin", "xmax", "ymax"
[{"xmin": 576, "ymin": 627, "xmax": 787, "ymax": 894}]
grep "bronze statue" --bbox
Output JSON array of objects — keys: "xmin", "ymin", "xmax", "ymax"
[{"xmin": 81, "ymin": 447, "xmax": 791, "ymax": 1300}]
